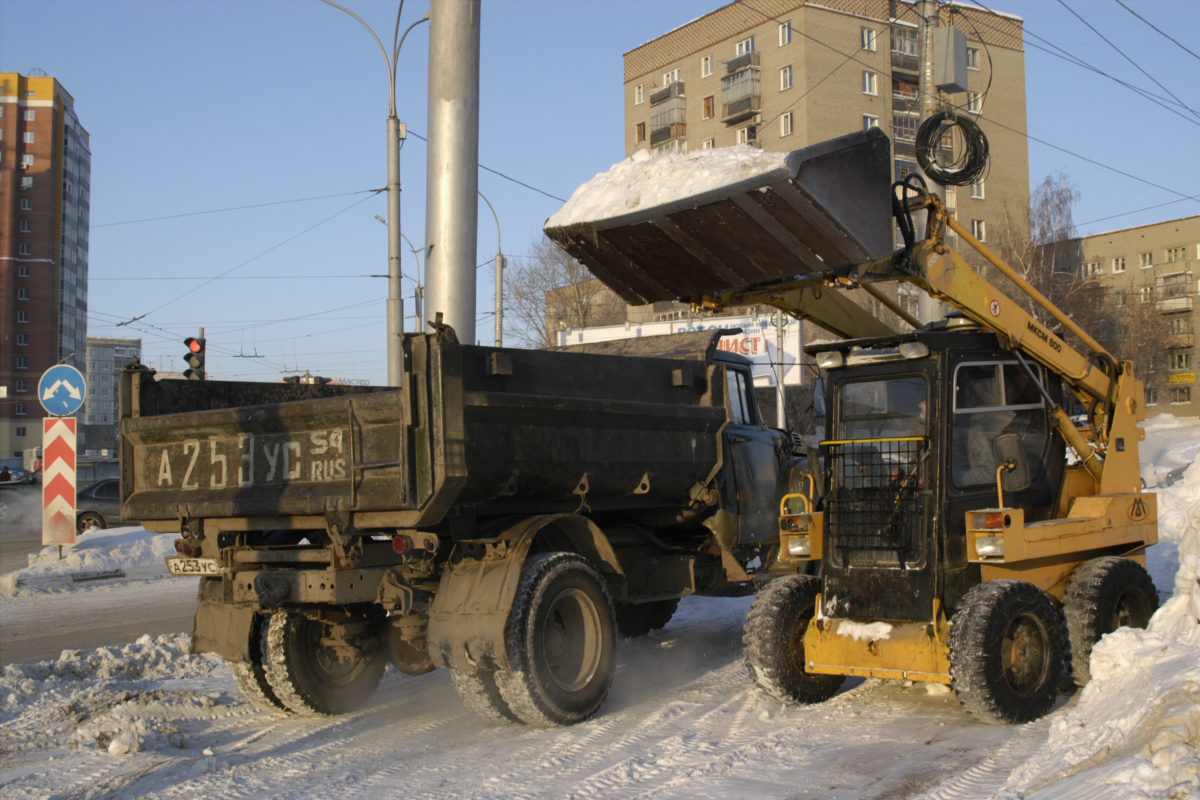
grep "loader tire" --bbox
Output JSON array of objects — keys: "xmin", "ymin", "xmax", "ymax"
[
  {"xmin": 494, "ymin": 553, "xmax": 617, "ymax": 727},
  {"xmin": 949, "ymin": 580, "xmax": 1065, "ymax": 725},
  {"xmin": 229, "ymin": 615, "xmax": 290, "ymax": 715},
  {"xmin": 264, "ymin": 611, "xmax": 385, "ymax": 716},
  {"xmin": 614, "ymin": 599, "xmax": 679, "ymax": 638},
  {"xmin": 450, "ymin": 669, "xmax": 522, "ymax": 725},
  {"xmin": 1063, "ymin": 557, "xmax": 1158, "ymax": 687},
  {"xmin": 743, "ymin": 575, "xmax": 843, "ymax": 705}
]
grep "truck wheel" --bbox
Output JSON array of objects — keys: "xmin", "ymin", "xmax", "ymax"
[
  {"xmin": 264, "ymin": 611, "xmax": 385, "ymax": 716},
  {"xmin": 229, "ymin": 615, "xmax": 290, "ymax": 715},
  {"xmin": 1063, "ymin": 557, "xmax": 1158, "ymax": 687},
  {"xmin": 450, "ymin": 670, "xmax": 521, "ymax": 725},
  {"xmin": 743, "ymin": 575, "xmax": 843, "ymax": 705},
  {"xmin": 494, "ymin": 553, "xmax": 617, "ymax": 727},
  {"xmin": 949, "ymin": 580, "xmax": 1065, "ymax": 725},
  {"xmin": 614, "ymin": 599, "xmax": 679, "ymax": 638}
]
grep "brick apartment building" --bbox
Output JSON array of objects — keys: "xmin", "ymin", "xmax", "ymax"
[{"xmin": 0, "ymin": 72, "xmax": 92, "ymax": 457}]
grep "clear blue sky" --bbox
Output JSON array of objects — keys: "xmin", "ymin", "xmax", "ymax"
[{"xmin": 2, "ymin": 0, "xmax": 1197, "ymax": 385}]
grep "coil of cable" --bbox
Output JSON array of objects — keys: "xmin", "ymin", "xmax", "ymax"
[{"xmin": 915, "ymin": 111, "xmax": 989, "ymax": 186}]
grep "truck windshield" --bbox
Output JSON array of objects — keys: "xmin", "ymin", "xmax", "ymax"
[{"xmin": 836, "ymin": 376, "xmax": 927, "ymax": 440}]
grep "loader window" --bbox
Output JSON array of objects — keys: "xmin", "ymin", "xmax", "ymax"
[
  {"xmin": 951, "ymin": 361, "xmax": 1047, "ymax": 488},
  {"xmin": 836, "ymin": 376, "xmax": 927, "ymax": 440}
]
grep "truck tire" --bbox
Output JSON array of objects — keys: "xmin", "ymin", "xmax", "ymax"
[
  {"xmin": 450, "ymin": 670, "xmax": 521, "ymax": 725},
  {"xmin": 229, "ymin": 615, "xmax": 290, "ymax": 715},
  {"xmin": 743, "ymin": 575, "xmax": 843, "ymax": 705},
  {"xmin": 614, "ymin": 599, "xmax": 679, "ymax": 638},
  {"xmin": 949, "ymin": 580, "xmax": 1065, "ymax": 725},
  {"xmin": 1063, "ymin": 557, "xmax": 1158, "ymax": 687},
  {"xmin": 264, "ymin": 611, "xmax": 385, "ymax": 716},
  {"xmin": 494, "ymin": 552, "xmax": 617, "ymax": 727}
]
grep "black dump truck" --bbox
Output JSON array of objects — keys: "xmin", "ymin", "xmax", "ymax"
[{"xmin": 122, "ymin": 326, "xmax": 805, "ymax": 726}]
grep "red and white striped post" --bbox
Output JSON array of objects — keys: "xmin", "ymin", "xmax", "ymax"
[{"xmin": 42, "ymin": 417, "xmax": 77, "ymax": 552}]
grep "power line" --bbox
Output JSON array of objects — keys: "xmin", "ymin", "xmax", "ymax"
[
  {"xmin": 405, "ymin": 130, "xmax": 566, "ymax": 203},
  {"xmin": 91, "ymin": 190, "xmax": 380, "ymax": 228},
  {"xmin": 1113, "ymin": 0, "xmax": 1200, "ymax": 63},
  {"xmin": 92, "ymin": 275, "xmax": 381, "ymax": 281}
]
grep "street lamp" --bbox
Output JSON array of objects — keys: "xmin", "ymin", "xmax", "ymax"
[
  {"xmin": 478, "ymin": 191, "xmax": 503, "ymax": 347},
  {"xmin": 322, "ymin": 0, "xmax": 429, "ymax": 387}
]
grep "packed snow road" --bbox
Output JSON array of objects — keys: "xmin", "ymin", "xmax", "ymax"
[{"xmin": 0, "ymin": 595, "xmax": 1053, "ymax": 800}]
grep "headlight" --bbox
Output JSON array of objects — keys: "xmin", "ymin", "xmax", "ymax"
[
  {"xmin": 787, "ymin": 537, "xmax": 812, "ymax": 557},
  {"xmin": 816, "ymin": 351, "xmax": 844, "ymax": 369},
  {"xmin": 975, "ymin": 536, "xmax": 1004, "ymax": 557}
]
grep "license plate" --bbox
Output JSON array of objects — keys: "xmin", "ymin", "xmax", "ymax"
[{"xmin": 166, "ymin": 557, "xmax": 221, "ymax": 576}]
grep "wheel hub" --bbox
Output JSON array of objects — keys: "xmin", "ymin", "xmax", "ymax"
[
  {"xmin": 540, "ymin": 587, "xmax": 602, "ymax": 693},
  {"xmin": 1000, "ymin": 613, "xmax": 1048, "ymax": 695}
]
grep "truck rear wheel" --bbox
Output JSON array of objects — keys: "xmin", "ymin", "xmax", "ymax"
[
  {"xmin": 1063, "ymin": 557, "xmax": 1158, "ymax": 687},
  {"xmin": 614, "ymin": 599, "xmax": 679, "ymax": 638},
  {"xmin": 743, "ymin": 575, "xmax": 843, "ymax": 705},
  {"xmin": 450, "ymin": 670, "xmax": 521, "ymax": 725},
  {"xmin": 949, "ymin": 580, "xmax": 1065, "ymax": 725},
  {"xmin": 494, "ymin": 553, "xmax": 617, "ymax": 727},
  {"xmin": 229, "ymin": 615, "xmax": 290, "ymax": 715},
  {"xmin": 264, "ymin": 611, "xmax": 385, "ymax": 716}
]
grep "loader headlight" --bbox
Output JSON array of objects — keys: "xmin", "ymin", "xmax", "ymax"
[
  {"xmin": 816, "ymin": 351, "xmax": 844, "ymax": 369},
  {"xmin": 787, "ymin": 536, "xmax": 812, "ymax": 557},
  {"xmin": 975, "ymin": 536, "xmax": 1004, "ymax": 557}
]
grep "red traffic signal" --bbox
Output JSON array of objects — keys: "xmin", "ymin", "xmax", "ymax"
[
  {"xmin": 185, "ymin": 338, "xmax": 203, "ymax": 354},
  {"xmin": 183, "ymin": 337, "xmax": 206, "ymax": 380}
]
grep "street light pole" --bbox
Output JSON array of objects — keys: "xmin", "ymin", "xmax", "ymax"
[
  {"xmin": 399, "ymin": 232, "xmax": 424, "ymax": 333},
  {"xmin": 478, "ymin": 191, "xmax": 503, "ymax": 347},
  {"xmin": 322, "ymin": 0, "xmax": 428, "ymax": 386}
]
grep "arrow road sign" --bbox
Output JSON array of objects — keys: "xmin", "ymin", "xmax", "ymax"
[{"xmin": 38, "ymin": 364, "xmax": 87, "ymax": 417}]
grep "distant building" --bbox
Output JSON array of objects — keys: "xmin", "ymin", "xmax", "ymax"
[
  {"xmin": 83, "ymin": 337, "xmax": 141, "ymax": 455},
  {"xmin": 1, "ymin": 72, "xmax": 92, "ymax": 457}
]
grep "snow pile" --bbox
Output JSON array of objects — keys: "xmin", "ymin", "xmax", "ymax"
[
  {"xmin": 0, "ymin": 525, "xmax": 176, "ymax": 596},
  {"xmin": 1150, "ymin": 459, "xmax": 1200, "ymax": 646},
  {"xmin": 1142, "ymin": 414, "xmax": 1200, "ymax": 474},
  {"xmin": 545, "ymin": 145, "xmax": 789, "ymax": 228},
  {"xmin": 0, "ymin": 634, "xmax": 231, "ymax": 757}
]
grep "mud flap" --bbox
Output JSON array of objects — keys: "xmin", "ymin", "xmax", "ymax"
[{"xmin": 191, "ymin": 601, "xmax": 258, "ymax": 663}]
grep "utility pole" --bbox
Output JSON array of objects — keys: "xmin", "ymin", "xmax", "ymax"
[
  {"xmin": 424, "ymin": 0, "xmax": 482, "ymax": 345},
  {"xmin": 776, "ymin": 311, "xmax": 786, "ymax": 429},
  {"xmin": 917, "ymin": 0, "xmax": 948, "ymax": 325}
]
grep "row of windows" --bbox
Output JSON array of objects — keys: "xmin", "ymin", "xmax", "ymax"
[
  {"xmin": 1082, "ymin": 247, "xmax": 1197, "ymax": 275},
  {"xmin": 1146, "ymin": 387, "xmax": 1193, "ymax": 406},
  {"xmin": 634, "ymin": 23, "xmax": 795, "ymax": 104}
]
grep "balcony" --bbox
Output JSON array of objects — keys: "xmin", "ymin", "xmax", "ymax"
[
  {"xmin": 1159, "ymin": 294, "xmax": 1193, "ymax": 314},
  {"xmin": 724, "ymin": 51, "xmax": 760, "ymax": 73},
  {"xmin": 650, "ymin": 81, "xmax": 684, "ymax": 106},
  {"xmin": 722, "ymin": 94, "xmax": 760, "ymax": 124},
  {"xmin": 893, "ymin": 139, "xmax": 917, "ymax": 159},
  {"xmin": 892, "ymin": 93, "xmax": 920, "ymax": 115},
  {"xmin": 650, "ymin": 123, "xmax": 686, "ymax": 146},
  {"xmin": 891, "ymin": 50, "xmax": 919, "ymax": 73}
]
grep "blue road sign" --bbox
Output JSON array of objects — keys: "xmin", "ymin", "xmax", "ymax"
[{"xmin": 38, "ymin": 364, "xmax": 87, "ymax": 417}]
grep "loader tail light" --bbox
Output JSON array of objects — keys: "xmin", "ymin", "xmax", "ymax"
[
  {"xmin": 984, "ymin": 511, "xmax": 1005, "ymax": 529},
  {"xmin": 174, "ymin": 539, "xmax": 198, "ymax": 557},
  {"xmin": 392, "ymin": 534, "xmax": 412, "ymax": 555}
]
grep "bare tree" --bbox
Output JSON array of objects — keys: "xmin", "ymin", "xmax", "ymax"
[{"xmin": 503, "ymin": 236, "xmax": 627, "ymax": 349}]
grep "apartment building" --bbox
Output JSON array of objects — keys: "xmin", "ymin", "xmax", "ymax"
[
  {"xmin": 624, "ymin": 0, "xmax": 1029, "ymax": 257},
  {"xmin": 1, "ymin": 72, "xmax": 92, "ymax": 457},
  {"xmin": 82, "ymin": 337, "xmax": 140, "ymax": 454},
  {"xmin": 1070, "ymin": 215, "xmax": 1200, "ymax": 419}
]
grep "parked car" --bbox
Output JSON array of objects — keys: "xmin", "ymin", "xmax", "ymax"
[
  {"xmin": 1163, "ymin": 460, "xmax": 1195, "ymax": 487},
  {"xmin": 0, "ymin": 468, "xmax": 38, "ymax": 487},
  {"xmin": 75, "ymin": 478, "xmax": 127, "ymax": 532}
]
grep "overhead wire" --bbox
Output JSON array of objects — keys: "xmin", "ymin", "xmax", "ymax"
[
  {"xmin": 91, "ymin": 190, "xmax": 379, "ymax": 228},
  {"xmin": 1113, "ymin": 0, "xmax": 1200, "ymax": 63},
  {"xmin": 404, "ymin": 130, "xmax": 566, "ymax": 202}
]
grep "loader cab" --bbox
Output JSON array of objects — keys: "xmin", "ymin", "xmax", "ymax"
[{"xmin": 809, "ymin": 322, "xmax": 1066, "ymax": 621}]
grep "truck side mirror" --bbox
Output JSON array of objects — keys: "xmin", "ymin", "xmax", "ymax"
[
  {"xmin": 992, "ymin": 433, "xmax": 1032, "ymax": 493},
  {"xmin": 813, "ymin": 377, "xmax": 826, "ymax": 417}
]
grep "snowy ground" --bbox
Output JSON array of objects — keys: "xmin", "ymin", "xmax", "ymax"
[{"xmin": 0, "ymin": 423, "xmax": 1197, "ymax": 799}]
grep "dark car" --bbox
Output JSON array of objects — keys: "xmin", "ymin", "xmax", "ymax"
[
  {"xmin": 76, "ymin": 478, "xmax": 126, "ymax": 532},
  {"xmin": 1163, "ymin": 461, "xmax": 1195, "ymax": 488}
]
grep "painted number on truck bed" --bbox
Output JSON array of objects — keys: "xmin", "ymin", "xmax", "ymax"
[{"xmin": 152, "ymin": 430, "xmax": 347, "ymax": 489}]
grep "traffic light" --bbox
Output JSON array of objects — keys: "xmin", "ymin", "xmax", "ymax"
[{"xmin": 183, "ymin": 336, "xmax": 206, "ymax": 380}]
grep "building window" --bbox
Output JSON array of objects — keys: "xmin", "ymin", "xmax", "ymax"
[
  {"xmin": 20, "ymin": 220, "xmax": 32, "ymax": 232},
  {"xmin": 1138, "ymin": 286, "xmax": 1153, "ymax": 303},
  {"xmin": 779, "ymin": 21, "xmax": 792, "ymax": 46},
  {"xmin": 14, "ymin": 403, "xmax": 26, "ymax": 416},
  {"xmin": 19, "ymin": 243, "xmax": 31, "ymax": 255},
  {"xmin": 861, "ymin": 27, "xmax": 877, "ymax": 51},
  {"xmin": 1169, "ymin": 318, "xmax": 1191, "ymax": 336},
  {"xmin": 702, "ymin": 138, "xmax": 715, "ymax": 149},
  {"xmin": 20, "ymin": 177, "xmax": 33, "ymax": 189},
  {"xmin": 15, "ymin": 380, "xmax": 26, "ymax": 393},
  {"xmin": 971, "ymin": 219, "xmax": 987, "ymax": 241},
  {"xmin": 24, "ymin": 109, "xmax": 35, "ymax": 121},
  {"xmin": 967, "ymin": 47, "xmax": 980, "ymax": 70},
  {"xmin": 895, "ymin": 159, "xmax": 919, "ymax": 182},
  {"xmin": 636, "ymin": 122, "xmax": 646, "ymax": 143},
  {"xmin": 20, "ymin": 154, "xmax": 34, "ymax": 167},
  {"xmin": 701, "ymin": 55, "xmax": 713, "ymax": 78},
  {"xmin": 20, "ymin": 198, "xmax": 32, "ymax": 210},
  {"xmin": 1140, "ymin": 251, "xmax": 1154, "ymax": 268},
  {"xmin": 18, "ymin": 265, "xmax": 30, "ymax": 277},
  {"xmin": 780, "ymin": 65, "xmax": 792, "ymax": 91},
  {"xmin": 862, "ymin": 71, "xmax": 878, "ymax": 95},
  {"xmin": 1113, "ymin": 290, "xmax": 1126, "ymax": 307},
  {"xmin": 1080, "ymin": 262, "xmax": 1101, "ymax": 277},
  {"xmin": 1146, "ymin": 387, "xmax": 1158, "ymax": 406},
  {"xmin": 863, "ymin": 114, "xmax": 879, "ymax": 131},
  {"xmin": 893, "ymin": 116, "xmax": 916, "ymax": 142},
  {"xmin": 17, "ymin": 311, "xmax": 29, "ymax": 323},
  {"xmin": 737, "ymin": 126, "xmax": 753, "ymax": 145},
  {"xmin": 967, "ymin": 92, "xmax": 981, "ymax": 113},
  {"xmin": 15, "ymin": 427, "xmax": 27, "ymax": 439},
  {"xmin": 1171, "ymin": 387, "xmax": 1192, "ymax": 404},
  {"xmin": 1166, "ymin": 246, "xmax": 1184, "ymax": 263},
  {"xmin": 781, "ymin": 112, "xmax": 794, "ymax": 137},
  {"xmin": 17, "ymin": 288, "xmax": 28, "ymax": 300},
  {"xmin": 970, "ymin": 180, "xmax": 985, "ymax": 199},
  {"xmin": 703, "ymin": 95, "xmax": 714, "ymax": 119},
  {"xmin": 891, "ymin": 27, "xmax": 918, "ymax": 56},
  {"xmin": 1169, "ymin": 352, "xmax": 1191, "ymax": 370},
  {"xmin": 736, "ymin": 36, "xmax": 755, "ymax": 56},
  {"xmin": 23, "ymin": 131, "xmax": 35, "ymax": 144},
  {"xmin": 1112, "ymin": 257, "xmax": 1126, "ymax": 273},
  {"xmin": 635, "ymin": 84, "xmax": 645, "ymax": 105},
  {"xmin": 16, "ymin": 334, "xmax": 28, "ymax": 346},
  {"xmin": 662, "ymin": 68, "xmax": 681, "ymax": 85}
]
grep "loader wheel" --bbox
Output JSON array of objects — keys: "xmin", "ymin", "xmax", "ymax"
[
  {"xmin": 229, "ymin": 615, "xmax": 290, "ymax": 715},
  {"xmin": 494, "ymin": 553, "xmax": 617, "ymax": 727},
  {"xmin": 614, "ymin": 599, "xmax": 679, "ymax": 638},
  {"xmin": 264, "ymin": 611, "xmax": 385, "ymax": 716},
  {"xmin": 743, "ymin": 575, "xmax": 843, "ymax": 705},
  {"xmin": 1063, "ymin": 557, "xmax": 1158, "ymax": 687},
  {"xmin": 949, "ymin": 580, "xmax": 1065, "ymax": 725},
  {"xmin": 451, "ymin": 670, "xmax": 521, "ymax": 725}
]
